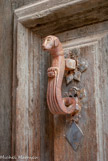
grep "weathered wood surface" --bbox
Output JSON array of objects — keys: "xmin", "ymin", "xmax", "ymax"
[
  {"xmin": 54, "ymin": 24, "xmax": 108, "ymax": 161},
  {"xmin": 13, "ymin": 22, "xmax": 54, "ymax": 160},
  {"xmin": 0, "ymin": 0, "xmax": 12, "ymax": 156},
  {"xmin": 97, "ymin": 36, "xmax": 108, "ymax": 161},
  {"xmin": 1, "ymin": 0, "xmax": 108, "ymax": 161},
  {"xmin": 15, "ymin": 0, "xmax": 108, "ymax": 36},
  {"xmin": 14, "ymin": 15, "xmax": 108, "ymax": 161},
  {"xmin": 0, "ymin": 0, "xmax": 38, "ymax": 158},
  {"xmin": 54, "ymin": 41, "xmax": 97, "ymax": 161},
  {"xmin": 13, "ymin": 0, "xmax": 108, "ymax": 159},
  {"xmin": 40, "ymin": 37, "xmax": 54, "ymax": 161}
]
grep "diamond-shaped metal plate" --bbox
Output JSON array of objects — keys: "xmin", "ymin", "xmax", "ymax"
[{"xmin": 66, "ymin": 122, "xmax": 84, "ymax": 151}]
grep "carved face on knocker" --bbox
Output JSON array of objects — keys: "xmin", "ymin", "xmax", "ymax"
[{"xmin": 42, "ymin": 35, "xmax": 59, "ymax": 51}]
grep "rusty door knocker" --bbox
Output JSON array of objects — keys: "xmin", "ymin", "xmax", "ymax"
[
  {"xmin": 42, "ymin": 35, "xmax": 81, "ymax": 115},
  {"xmin": 42, "ymin": 35, "xmax": 88, "ymax": 150}
]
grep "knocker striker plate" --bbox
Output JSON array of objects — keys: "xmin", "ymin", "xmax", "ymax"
[{"xmin": 66, "ymin": 121, "xmax": 84, "ymax": 151}]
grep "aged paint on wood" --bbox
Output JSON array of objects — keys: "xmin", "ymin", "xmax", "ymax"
[
  {"xmin": 0, "ymin": 0, "xmax": 12, "ymax": 156},
  {"xmin": 0, "ymin": 0, "xmax": 108, "ymax": 161},
  {"xmin": 54, "ymin": 45, "xmax": 97, "ymax": 161},
  {"xmin": 14, "ymin": 20, "xmax": 108, "ymax": 161},
  {"xmin": 0, "ymin": 0, "xmax": 42, "ymax": 158},
  {"xmin": 15, "ymin": 0, "xmax": 108, "ymax": 36},
  {"xmin": 13, "ymin": 0, "xmax": 108, "ymax": 159}
]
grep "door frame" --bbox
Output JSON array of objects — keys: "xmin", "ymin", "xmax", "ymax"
[{"xmin": 12, "ymin": 0, "xmax": 108, "ymax": 159}]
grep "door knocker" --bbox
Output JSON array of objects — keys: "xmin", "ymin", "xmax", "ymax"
[
  {"xmin": 42, "ymin": 35, "xmax": 81, "ymax": 115},
  {"xmin": 42, "ymin": 35, "xmax": 88, "ymax": 151}
]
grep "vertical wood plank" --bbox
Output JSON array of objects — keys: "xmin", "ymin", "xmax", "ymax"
[
  {"xmin": 28, "ymin": 32, "xmax": 41, "ymax": 160},
  {"xmin": 0, "ymin": 0, "xmax": 46, "ymax": 158},
  {"xmin": 65, "ymin": 45, "xmax": 97, "ymax": 161},
  {"xmin": 15, "ymin": 23, "xmax": 29, "ymax": 159},
  {"xmin": 54, "ymin": 115, "xmax": 66, "ymax": 161},
  {"xmin": 53, "ymin": 44, "xmax": 98, "ymax": 161},
  {"xmin": 96, "ymin": 35, "xmax": 108, "ymax": 161},
  {"xmin": 0, "ymin": 0, "xmax": 12, "ymax": 156},
  {"xmin": 14, "ymin": 26, "xmax": 54, "ymax": 161},
  {"xmin": 53, "ymin": 28, "xmax": 105, "ymax": 161},
  {"xmin": 11, "ymin": 0, "xmax": 42, "ymax": 158},
  {"xmin": 40, "ymin": 39, "xmax": 54, "ymax": 161}
]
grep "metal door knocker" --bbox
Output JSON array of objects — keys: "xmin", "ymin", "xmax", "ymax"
[
  {"xmin": 42, "ymin": 35, "xmax": 88, "ymax": 151},
  {"xmin": 42, "ymin": 35, "xmax": 81, "ymax": 115}
]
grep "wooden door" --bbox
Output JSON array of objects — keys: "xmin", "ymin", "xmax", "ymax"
[
  {"xmin": 12, "ymin": 0, "xmax": 108, "ymax": 161},
  {"xmin": 53, "ymin": 24, "xmax": 108, "ymax": 161}
]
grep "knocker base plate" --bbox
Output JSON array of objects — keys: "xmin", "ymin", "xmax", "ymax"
[{"xmin": 66, "ymin": 121, "xmax": 84, "ymax": 151}]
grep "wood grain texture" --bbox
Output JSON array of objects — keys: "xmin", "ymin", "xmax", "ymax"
[
  {"xmin": 53, "ymin": 37, "xmax": 97, "ymax": 161},
  {"xmin": 55, "ymin": 23, "xmax": 108, "ymax": 161},
  {"xmin": 14, "ymin": 0, "xmax": 108, "ymax": 36},
  {"xmin": 1, "ymin": 0, "xmax": 108, "ymax": 160},
  {"xmin": 0, "ymin": 0, "xmax": 41, "ymax": 158},
  {"xmin": 0, "ymin": 0, "xmax": 12, "ymax": 156},
  {"xmin": 28, "ymin": 31, "xmax": 41, "ymax": 160},
  {"xmin": 40, "ymin": 39, "xmax": 54, "ymax": 161},
  {"xmin": 13, "ymin": 22, "xmax": 54, "ymax": 161},
  {"xmin": 15, "ymin": 24, "xmax": 42, "ymax": 160},
  {"xmin": 14, "ymin": 19, "xmax": 108, "ymax": 161},
  {"xmin": 95, "ymin": 35, "xmax": 108, "ymax": 161},
  {"xmin": 15, "ymin": 23, "xmax": 29, "ymax": 158}
]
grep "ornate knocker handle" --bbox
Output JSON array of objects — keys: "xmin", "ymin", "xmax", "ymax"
[{"xmin": 42, "ymin": 35, "xmax": 80, "ymax": 115}]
